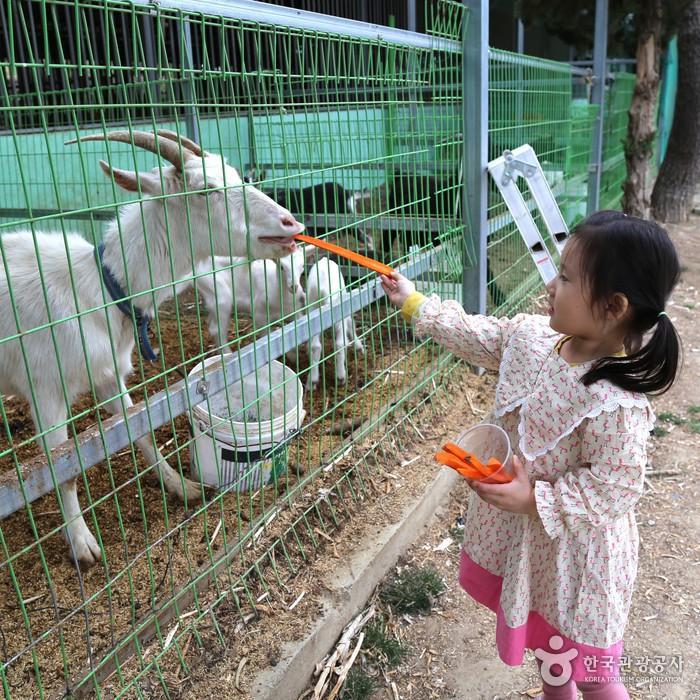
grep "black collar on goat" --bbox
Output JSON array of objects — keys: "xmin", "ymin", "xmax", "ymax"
[{"xmin": 94, "ymin": 242, "xmax": 158, "ymax": 362}]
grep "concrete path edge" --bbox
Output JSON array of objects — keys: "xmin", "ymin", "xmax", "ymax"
[{"xmin": 250, "ymin": 468, "xmax": 459, "ymax": 700}]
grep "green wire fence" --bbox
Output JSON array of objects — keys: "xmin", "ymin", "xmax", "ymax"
[
  {"xmin": 0, "ymin": 1, "xmax": 635, "ymax": 697},
  {"xmin": 486, "ymin": 49, "xmax": 599, "ymax": 313},
  {"xmin": 599, "ymin": 71, "xmax": 636, "ymax": 210}
]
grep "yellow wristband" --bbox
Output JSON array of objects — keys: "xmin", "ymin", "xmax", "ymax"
[{"xmin": 401, "ymin": 291, "xmax": 427, "ymax": 322}]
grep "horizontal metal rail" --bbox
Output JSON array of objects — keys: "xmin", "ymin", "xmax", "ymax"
[
  {"xmin": 129, "ymin": 0, "xmax": 461, "ymax": 52},
  {"xmin": 0, "ymin": 245, "xmax": 440, "ymax": 519},
  {"xmin": 488, "ymin": 48, "xmax": 574, "ymax": 74},
  {"xmin": 571, "ymin": 59, "xmax": 637, "ymax": 66}
]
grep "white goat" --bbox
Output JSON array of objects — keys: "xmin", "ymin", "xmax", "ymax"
[
  {"xmin": 306, "ymin": 258, "xmax": 364, "ymax": 389},
  {"xmin": 0, "ymin": 129, "xmax": 304, "ymax": 565},
  {"xmin": 193, "ymin": 246, "xmax": 313, "ymax": 346}
]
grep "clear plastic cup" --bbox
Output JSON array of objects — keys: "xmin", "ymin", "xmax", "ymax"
[{"xmin": 454, "ymin": 423, "xmax": 513, "ymax": 483}]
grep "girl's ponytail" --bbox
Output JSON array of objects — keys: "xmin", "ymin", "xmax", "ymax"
[
  {"xmin": 569, "ymin": 212, "xmax": 682, "ymax": 395},
  {"xmin": 581, "ymin": 312, "xmax": 682, "ymax": 395}
]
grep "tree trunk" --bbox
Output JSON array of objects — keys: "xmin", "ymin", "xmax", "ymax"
[
  {"xmin": 651, "ymin": 0, "xmax": 700, "ymax": 222},
  {"xmin": 621, "ymin": 0, "xmax": 664, "ymax": 217}
]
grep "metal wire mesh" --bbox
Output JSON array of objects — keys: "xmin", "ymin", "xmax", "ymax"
[
  {"xmin": 0, "ymin": 1, "xmax": 467, "ymax": 696},
  {"xmin": 0, "ymin": 1, "xmax": 635, "ymax": 697},
  {"xmin": 599, "ymin": 72, "xmax": 635, "ymax": 210},
  {"xmin": 486, "ymin": 49, "xmax": 577, "ymax": 314}
]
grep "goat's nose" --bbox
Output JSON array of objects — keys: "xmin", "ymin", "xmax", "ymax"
[{"xmin": 279, "ymin": 213, "xmax": 303, "ymax": 232}]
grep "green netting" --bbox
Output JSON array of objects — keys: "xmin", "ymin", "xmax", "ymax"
[{"xmin": 599, "ymin": 71, "xmax": 635, "ymax": 210}]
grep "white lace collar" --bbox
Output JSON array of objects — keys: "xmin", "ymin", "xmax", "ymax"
[{"xmin": 493, "ymin": 324, "xmax": 652, "ymax": 460}]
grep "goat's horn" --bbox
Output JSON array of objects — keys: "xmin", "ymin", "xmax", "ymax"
[
  {"xmin": 156, "ymin": 129, "xmax": 205, "ymax": 157},
  {"xmin": 65, "ymin": 130, "xmax": 188, "ymax": 171}
]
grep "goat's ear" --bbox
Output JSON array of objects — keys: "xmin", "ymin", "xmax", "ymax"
[{"xmin": 99, "ymin": 160, "xmax": 163, "ymax": 194}]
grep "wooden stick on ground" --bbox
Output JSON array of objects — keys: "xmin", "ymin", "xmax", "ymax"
[
  {"xmin": 235, "ymin": 657, "xmax": 247, "ymax": 691},
  {"xmin": 314, "ymin": 606, "xmax": 375, "ymax": 699},
  {"xmin": 325, "ymin": 632, "xmax": 365, "ymax": 700}
]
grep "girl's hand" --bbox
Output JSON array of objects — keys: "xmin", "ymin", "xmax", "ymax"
[
  {"xmin": 380, "ymin": 272, "xmax": 416, "ymax": 308},
  {"xmin": 471, "ymin": 456, "xmax": 539, "ymax": 517}
]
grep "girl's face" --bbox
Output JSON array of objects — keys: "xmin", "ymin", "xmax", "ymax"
[{"xmin": 545, "ymin": 241, "xmax": 603, "ymax": 339}]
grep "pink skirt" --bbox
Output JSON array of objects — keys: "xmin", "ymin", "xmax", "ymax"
[{"xmin": 459, "ymin": 548, "xmax": 624, "ymax": 682}]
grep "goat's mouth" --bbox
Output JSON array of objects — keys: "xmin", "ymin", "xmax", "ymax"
[{"xmin": 259, "ymin": 236, "xmax": 299, "ymax": 249}]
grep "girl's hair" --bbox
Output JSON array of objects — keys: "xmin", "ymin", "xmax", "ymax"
[{"xmin": 569, "ymin": 210, "xmax": 681, "ymax": 395}]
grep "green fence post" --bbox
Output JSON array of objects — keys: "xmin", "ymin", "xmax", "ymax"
[
  {"xmin": 462, "ymin": 0, "xmax": 488, "ymax": 314},
  {"xmin": 182, "ymin": 16, "xmax": 200, "ymax": 145},
  {"xmin": 586, "ymin": 0, "xmax": 609, "ymax": 214}
]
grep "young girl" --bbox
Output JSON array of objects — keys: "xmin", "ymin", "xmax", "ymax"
[{"xmin": 381, "ymin": 211, "xmax": 681, "ymax": 699}]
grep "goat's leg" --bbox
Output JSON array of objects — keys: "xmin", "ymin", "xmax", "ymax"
[
  {"xmin": 347, "ymin": 318, "xmax": 364, "ymax": 355},
  {"xmin": 214, "ymin": 302, "xmax": 232, "ymax": 348},
  {"xmin": 96, "ymin": 380, "xmax": 203, "ymax": 503},
  {"xmin": 333, "ymin": 321, "xmax": 348, "ymax": 385},
  {"xmin": 307, "ymin": 332, "xmax": 323, "ymax": 390},
  {"xmin": 30, "ymin": 398, "xmax": 101, "ymax": 565},
  {"xmin": 196, "ymin": 273, "xmax": 232, "ymax": 347}
]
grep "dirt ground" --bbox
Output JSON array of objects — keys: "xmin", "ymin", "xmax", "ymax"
[
  {"xmin": 0, "ymin": 287, "xmax": 467, "ymax": 699},
  {"xmin": 358, "ymin": 214, "xmax": 700, "ymax": 700},
  {"xmin": 129, "ymin": 364, "xmax": 496, "ymax": 700}
]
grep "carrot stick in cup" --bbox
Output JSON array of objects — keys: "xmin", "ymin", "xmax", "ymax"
[
  {"xmin": 463, "ymin": 451, "xmax": 492, "ymax": 477},
  {"xmin": 442, "ymin": 443, "xmax": 486, "ymax": 473},
  {"xmin": 435, "ymin": 451, "xmax": 469, "ymax": 471},
  {"xmin": 482, "ymin": 458, "xmax": 513, "ymax": 484},
  {"xmin": 294, "ymin": 233, "xmax": 394, "ymax": 276},
  {"xmin": 443, "ymin": 442, "xmax": 470, "ymax": 461},
  {"xmin": 435, "ymin": 452, "xmax": 482, "ymax": 480}
]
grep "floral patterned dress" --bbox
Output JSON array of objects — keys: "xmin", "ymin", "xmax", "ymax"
[{"xmin": 406, "ymin": 294, "xmax": 654, "ymax": 681}]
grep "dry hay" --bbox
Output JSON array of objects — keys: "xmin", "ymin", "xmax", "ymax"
[{"xmin": 0, "ymin": 290, "xmax": 480, "ymax": 699}]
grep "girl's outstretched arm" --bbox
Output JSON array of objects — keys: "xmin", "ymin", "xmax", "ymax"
[{"xmin": 380, "ymin": 271, "xmax": 521, "ymax": 370}]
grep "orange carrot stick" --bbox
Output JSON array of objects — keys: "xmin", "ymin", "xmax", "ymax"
[
  {"xmin": 442, "ymin": 442, "xmax": 492, "ymax": 477},
  {"xmin": 443, "ymin": 442, "xmax": 470, "ymax": 461},
  {"xmin": 435, "ymin": 452, "xmax": 482, "ymax": 480},
  {"xmin": 435, "ymin": 451, "xmax": 468, "ymax": 470},
  {"xmin": 294, "ymin": 233, "xmax": 394, "ymax": 276},
  {"xmin": 483, "ymin": 458, "xmax": 512, "ymax": 483},
  {"xmin": 462, "ymin": 450, "xmax": 492, "ymax": 477}
]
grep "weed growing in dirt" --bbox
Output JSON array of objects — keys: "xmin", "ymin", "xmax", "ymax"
[
  {"xmin": 658, "ymin": 412, "xmax": 686, "ymax": 425},
  {"xmin": 340, "ymin": 668, "xmax": 376, "ymax": 700},
  {"xmin": 449, "ymin": 515, "xmax": 465, "ymax": 540},
  {"xmin": 688, "ymin": 405, "xmax": 700, "ymax": 415},
  {"xmin": 379, "ymin": 566, "xmax": 446, "ymax": 615},
  {"xmin": 364, "ymin": 617, "xmax": 407, "ymax": 667},
  {"xmin": 652, "ymin": 426, "xmax": 669, "ymax": 437},
  {"xmin": 688, "ymin": 419, "xmax": 700, "ymax": 434}
]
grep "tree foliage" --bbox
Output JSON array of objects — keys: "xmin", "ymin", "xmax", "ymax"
[
  {"xmin": 515, "ymin": 0, "xmax": 687, "ymax": 56},
  {"xmin": 517, "ymin": 0, "xmax": 692, "ymax": 217}
]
